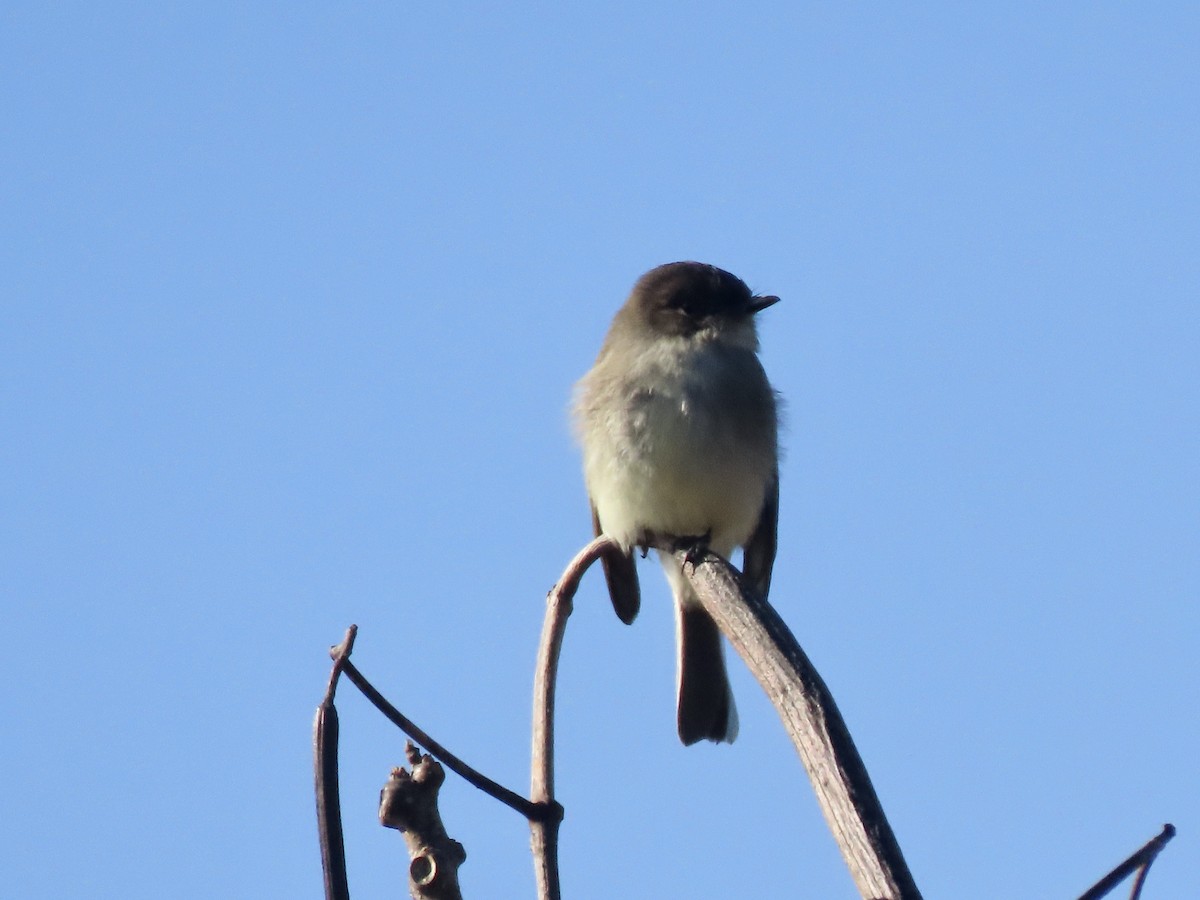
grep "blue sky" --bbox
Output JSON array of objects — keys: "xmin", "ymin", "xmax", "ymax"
[{"xmin": 3, "ymin": 3, "xmax": 1196, "ymax": 898}]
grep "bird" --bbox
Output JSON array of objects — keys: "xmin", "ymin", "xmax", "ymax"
[{"xmin": 574, "ymin": 261, "xmax": 780, "ymax": 744}]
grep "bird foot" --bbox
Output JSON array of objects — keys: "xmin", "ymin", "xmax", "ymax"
[{"xmin": 635, "ymin": 529, "xmax": 712, "ymax": 565}]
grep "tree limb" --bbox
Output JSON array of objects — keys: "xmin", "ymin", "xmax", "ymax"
[
  {"xmin": 339, "ymin": 657, "xmax": 546, "ymax": 821},
  {"xmin": 659, "ymin": 542, "xmax": 922, "ymax": 900},
  {"xmin": 1076, "ymin": 823, "xmax": 1175, "ymax": 900},
  {"xmin": 314, "ymin": 626, "xmax": 356, "ymax": 900},
  {"xmin": 379, "ymin": 742, "xmax": 468, "ymax": 900},
  {"xmin": 530, "ymin": 536, "xmax": 626, "ymax": 900}
]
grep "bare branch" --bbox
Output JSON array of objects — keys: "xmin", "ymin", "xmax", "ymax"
[
  {"xmin": 530, "ymin": 535, "xmax": 624, "ymax": 900},
  {"xmin": 380, "ymin": 742, "xmax": 468, "ymax": 900},
  {"xmin": 658, "ymin": 543, "xmax": 922, "ymax": 900},
  {"xmin": 339, "ymin": 657, "xmax": 545, "ymax": 821},
  {"xmin": 314, "ymin": 625, "xmax": 357, "ymax": 900},
  {"xmin": 1076, "ymin": 824, "xmax": 1176, "ymax": 900}
]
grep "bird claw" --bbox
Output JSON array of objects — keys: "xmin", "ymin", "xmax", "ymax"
[
  {"xmin": 674, "ymin": 530, "xmax": 712, "ymax": 568},
  {"xmin": 636, "ymin": 529, "xmax": 712, "ymax": 567}
]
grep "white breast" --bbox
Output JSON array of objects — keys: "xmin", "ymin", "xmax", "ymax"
[{"xmin": 579, "ymin": 335, "xmax": 775, "ymax": 556}]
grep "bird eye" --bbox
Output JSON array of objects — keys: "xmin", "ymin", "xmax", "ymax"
[{"xmin": 672, "ymin": 295, "xmax": 705, "ymax": 319}]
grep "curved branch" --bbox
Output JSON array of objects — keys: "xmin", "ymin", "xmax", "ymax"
[
  {"xmin": 339, "ymin": 659, "xmax": 543, "ymax": 821},
  {"xmin": 661, "ymin": 543, "xmax": 922, "ymax": 900},
  {"xmin": 530, "ymin": 535, "xmax": 623, "ymax": 900}
]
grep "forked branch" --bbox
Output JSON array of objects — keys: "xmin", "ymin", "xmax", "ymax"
[{"xmin": 531, "ymin": 536, "xmax": 920, "ymax": 899}]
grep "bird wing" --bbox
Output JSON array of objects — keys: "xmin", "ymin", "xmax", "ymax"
[
  {"xmin": 742, "ymin": 467, "xmax": 779, "ymax": 601},
  {"xmin": 591, "ymin": 502, "xmax": 641, "ymax": 624}
]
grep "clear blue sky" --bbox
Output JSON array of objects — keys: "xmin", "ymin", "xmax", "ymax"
[{"xmin": 3, "ymin": 4, "xmax": 1196, "ymax": 898}]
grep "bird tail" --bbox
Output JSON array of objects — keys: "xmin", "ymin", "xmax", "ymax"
[{"xmin": 669, "ymin": 566, "xmax": 738, "ymax": 745}]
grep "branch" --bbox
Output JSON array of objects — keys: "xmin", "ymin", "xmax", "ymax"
[
  {"xmin": 530, "ymin": 536, "xmax": 624, "ymax": 900},
  {"xmin": 659, "ymin": 543, "xmax": 922, "ymax": 900},
  {"xmin": 379, "ymin": 742, "xmax": 468, "ymax": 900},
  {"xmin": 339, "ymin": 657, "xmax": 546, "ymax": 821},
  {"xmin": 314, "ymin": 626, "xmax": 357, "ymax": 900},
  {"xmin": 1076, "ymin": 824, "xmax": 1176, "ymax": 900}
]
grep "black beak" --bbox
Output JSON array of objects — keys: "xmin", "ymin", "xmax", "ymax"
[{"xmin": 747, "ymin": 294, "xmax": 780, "ymax": 315}]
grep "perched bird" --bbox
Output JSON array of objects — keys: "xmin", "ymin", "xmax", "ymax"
[{"xmin": 574, "ymin": 261, "xmax": 780, "ymax": 744}]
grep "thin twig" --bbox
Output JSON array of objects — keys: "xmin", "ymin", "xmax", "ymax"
[
  {"xmin": 315, "ymin": 625, "xmax": 357, "ymax": 900},
  {"xmin": 1076, "ymin": 824, "xmax": 1176, "ymax": 900},
  {"xmin": 339, "ymin": 658, "xmax": 548, "ymax": 822},
  {"xmin": 1128, "ymin": 863, "xmax": 1151, "ymax": 900},
  {"xmin": 530, "ymin": 535, "xmax": 624, "ymax": 900}
]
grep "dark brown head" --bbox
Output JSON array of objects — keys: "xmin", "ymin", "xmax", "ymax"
[{"xmin": 626, "ymin": 261, "xmax": 779, "ymax": 343}]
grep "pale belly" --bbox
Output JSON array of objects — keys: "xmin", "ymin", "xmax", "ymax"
[{"xmin": 584, "ymin": 387, "xmax": 773, "ymax": 555}]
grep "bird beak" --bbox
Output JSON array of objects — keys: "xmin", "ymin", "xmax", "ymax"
[{"xmin": 747, "ymin": 294, "xmax": 780, "ymax": 315}]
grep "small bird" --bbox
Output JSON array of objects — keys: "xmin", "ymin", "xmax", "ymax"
[{"xmin": 574, "ymin": 261, "xmax": 780, "ymax": 745}]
